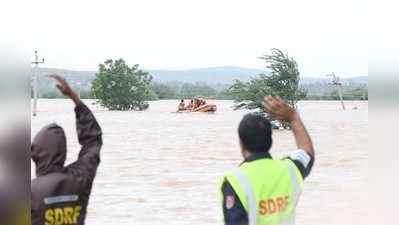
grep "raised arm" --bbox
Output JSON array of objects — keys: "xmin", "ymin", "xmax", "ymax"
[
  {"xmin": 48, "ymin": 75, "xmax": 103, "ymax": 180},
  {"xmin": 263, "ymin": 96, "xmax": 314, "ymax": 157}
]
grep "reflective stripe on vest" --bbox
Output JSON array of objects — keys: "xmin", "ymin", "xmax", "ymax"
[
  {"xmin": 281, "ymin": 161, "xmax": 302, "ymax": 225},
  {"xmin": 234, "ymin": 168, "xmax": 257, "ymax": 225},
  {"xmin": 230, "ymin": 160, "xmax": 302, "ymax": 225}
]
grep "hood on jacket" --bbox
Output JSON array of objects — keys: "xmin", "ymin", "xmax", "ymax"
[{"xmin": 31, "ymin": 123, "xmax": 67, "ymax": 176}]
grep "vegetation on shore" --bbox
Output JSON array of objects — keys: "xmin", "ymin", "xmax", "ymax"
[
  {"xmin": 32, "ymin": 53, "xmax": 367, "ymax": 103},
  {"xmin": 33, "ymin": 80, "xmax": 368, "ymax": 101}
]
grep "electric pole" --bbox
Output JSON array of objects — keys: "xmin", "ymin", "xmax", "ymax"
[
  {"xmin": 31, "ymin": 50, "xmax": 45, "ymax": 116},
  {"xmin": 327, "ymin": 72, "xmax": 346, "ymax": 110}
]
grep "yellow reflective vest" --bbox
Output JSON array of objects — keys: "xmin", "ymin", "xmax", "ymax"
[{"xmin": 220, "ymin": 158, "xmax": 303, "ymax": 225}]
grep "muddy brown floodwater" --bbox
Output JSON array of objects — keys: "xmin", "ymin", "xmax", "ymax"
[{"xmin": 31, "ymin": 99, "xmax": 368, "ymax": 225}]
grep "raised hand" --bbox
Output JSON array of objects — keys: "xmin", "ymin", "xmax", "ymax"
[
  {"xmin": 48, "ymin": 74, "xmax": 80, "ymax": 105},
  {"xmin": 262, "ymin": 95, "xmax": 298, "ymax": 122},
  {"xmin": 47, "ymin": 75, "xmax": 74, "ymax": 96}
]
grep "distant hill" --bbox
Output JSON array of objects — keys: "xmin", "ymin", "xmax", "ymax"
[
  {"xmin": 34, "ymin": 66, "xmax": 268, "ymax": 84},
  {"xmin": 34, "ymin": 66, "xmax": 367, "ymax": 85},
  {"xmin": 148, "ymin": 66, "xmax": 268, "ymax": 83}
]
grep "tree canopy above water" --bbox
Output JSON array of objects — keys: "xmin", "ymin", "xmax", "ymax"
[
  {"xmin": 229, "ymin": 49, "xmax": 307, "ymax": 128},
  {"xmin": 229, "ymin": 48, "xmax": 306, "ymax": 110},
  {"xmin": 91, "ymin": 59, "xmax": 152, "ymax": 110}
]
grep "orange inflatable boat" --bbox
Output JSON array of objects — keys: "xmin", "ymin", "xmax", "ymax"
[{"xmin": 192, "ymin": 104, "xmax": 217, "ymax": 112}]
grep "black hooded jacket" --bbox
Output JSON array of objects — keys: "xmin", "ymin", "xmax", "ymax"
[{"xmin": 31, "ymin": 102, "xmax": 102, "ymax": 225}]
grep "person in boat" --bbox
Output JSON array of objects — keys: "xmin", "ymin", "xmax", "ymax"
[
  {"xmin": 192, "ymin": 98, "xmax": 200, "ymax": 111},
  {"xmin": 187, "ymin": 99, "xmax": 194, "ymax": 110},
  {"xmin": 178, "ymin": 99, "xmax": 186, "ymax": 111},
  {"xmin": 198, "ymin": 99, "xmax": 206, "ymax": 108},
  {"xmin": 191, "ymin": 98, "xmax": 217, "ymax": 112}
]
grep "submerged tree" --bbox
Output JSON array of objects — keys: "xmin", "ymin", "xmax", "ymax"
[
  {"xmin": 229, "ymin": 48, "xmax": 306, "ymax": 128},
  {"xmin": 91, "ymin": 59, "xmax": 152, "ymax": 110},
  {"xmin": 258, "ymin": 48, "xmax": 306, "ymax": 107}
]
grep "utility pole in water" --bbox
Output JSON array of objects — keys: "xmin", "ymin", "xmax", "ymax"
[
  {"xmin": 31, "ymin": 50, "xmax": 45, "ymax": 116},
  {"xmin": 327, "ymin": 72, "xmax": 345, "ymax": 110}
]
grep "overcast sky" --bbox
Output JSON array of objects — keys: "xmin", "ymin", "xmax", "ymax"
[{"xmin": 5, "ymin": 0, "xmax": 367, "ymax": 77}]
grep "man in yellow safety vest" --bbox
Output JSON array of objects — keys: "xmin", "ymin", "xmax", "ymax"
[{"xmin": 220, "ymin": 96, "xmax": 315, "ymax": 225}]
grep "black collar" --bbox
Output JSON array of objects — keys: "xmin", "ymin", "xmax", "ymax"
[{"xmin": 241, "ymin": 152, "xmax": 272, "ymax": 165}]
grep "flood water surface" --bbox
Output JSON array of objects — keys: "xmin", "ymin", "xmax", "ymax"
[{"xmin": 31, "ymin": 99, "xmax": 368, "ymax": 225}]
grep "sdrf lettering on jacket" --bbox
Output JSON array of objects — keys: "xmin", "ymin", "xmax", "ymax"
[
  {"xmin": 44, "ymin": 206, "xmax": 81, "ymax": 225},
  {"xmin": 258, "ymin": 196, "xmax": 289, "ymax": 215}
]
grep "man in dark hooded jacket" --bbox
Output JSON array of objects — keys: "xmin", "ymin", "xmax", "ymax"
[{"xmin": 31, "ymin": 75, "xmax": 102, "ymax": 225}]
